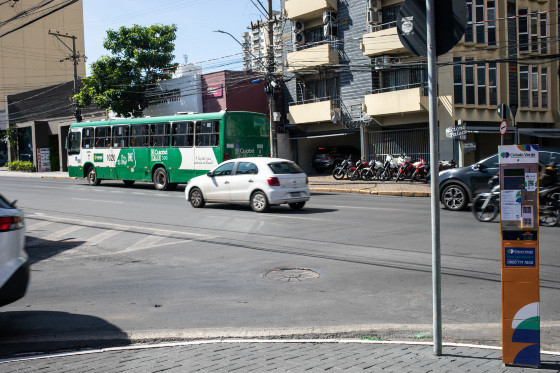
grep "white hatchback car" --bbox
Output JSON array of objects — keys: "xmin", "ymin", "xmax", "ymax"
[
  {"xmin": 0, "ymin": 194, "xmax": 29, "ymax": 307},
  {"xmin": 185, "ymin": 157, "xmax": 310, "ymax": 212}
]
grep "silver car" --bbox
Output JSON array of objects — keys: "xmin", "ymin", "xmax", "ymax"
[{"xmin": 0, "ymin": 194, "xmax": 29, "ymax": 307}]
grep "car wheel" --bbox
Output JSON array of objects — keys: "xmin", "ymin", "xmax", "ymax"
[
  {"xmin": 289, "ymin": 201, "xmax": 306, "ymax": 210},
  {"xmin": 251, "ymin": 191, "xmax": 270, "ymax": 212},
  {"xmin": 123, "ymin": 180, "xmax": 135, "ymax": 187},
  {"xmin": 442, "ymin": 184, "xmax": 468, "ymax": 211},
  {"xmin": 153, "ymin": 167, "xmax": 169, "ymax": 191},
  {"xmin": 86, "ymin": 167, "xmax": 101, "ymax": 186},
  {"xmin": 189, "ymin": 187, "xmax": 205, "ymax": 208}
]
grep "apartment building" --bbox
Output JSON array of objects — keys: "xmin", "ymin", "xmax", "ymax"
[
  {"xmin": 0, "ymin": 0, "xmax": 85, "ymax": 130},
  {"xmin": 280, "ymin": 0, "xmax": 560, "ymax": 171},
  {"xmin": 241, "ymin": 12, "xmax": 284, "ymax": 73}
]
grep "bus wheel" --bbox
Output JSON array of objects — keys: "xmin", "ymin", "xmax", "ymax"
[
  {"xmin": 123, "ymin": 180, "xmax": 135, "ymax": 187},
  {"xmin": 153, "ymin": 167, "xmax": 169, "ymax": 191},
  {"xmin": 86, "ymin": 167, "xmax": 101, "ymax": 186}
]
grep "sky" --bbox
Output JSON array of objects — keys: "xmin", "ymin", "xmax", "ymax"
[{"xmin": 82, "ymin": 0, "xmax": 281, "ymax": 76}]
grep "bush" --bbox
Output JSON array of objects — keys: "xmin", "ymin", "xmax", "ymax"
[{"xmin": 8, "ymin": 160, "xmax": 36, "ymax": 172}]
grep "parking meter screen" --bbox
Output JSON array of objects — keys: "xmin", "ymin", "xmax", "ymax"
[{"xmin": 503, "ymin": 168, "xmax": 525, "ymax": 190}]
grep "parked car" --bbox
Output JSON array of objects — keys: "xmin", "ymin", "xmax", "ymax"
[
  {"xmin": 0, "ymin": 194, "xmax": 29, "ymax": 307},
  {"xmin": 185, "ymin": 157, "xmax": 310, "ymax": 212},
  {"xmin": 311, "ymin": 146, "xmax": 360, "ymax": 173},
  {"xmin": 439, "ymin": 150, "xmax": 560, "ymax": 211}
]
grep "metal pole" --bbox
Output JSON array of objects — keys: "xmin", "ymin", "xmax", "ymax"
[
  {"xmin": 266, "ymin": 0, "xmax": 277, "ymax": 157},
  {"xmin": 426, "ymin": 0, "xmax": 442, "ymax": 356}
]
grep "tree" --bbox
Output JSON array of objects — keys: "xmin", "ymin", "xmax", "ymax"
[
  {"xmin": 1, "ymin": 123, "xmax": 19, "ymax": 160},
  {"xmin": 74, "ymin": 24, "xmax": 178, "ymax": 118}
]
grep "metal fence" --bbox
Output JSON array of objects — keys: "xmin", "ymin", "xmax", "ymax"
[{"xmin": 367, "ymin": 127, "xmax": 430, "ymax": 162}]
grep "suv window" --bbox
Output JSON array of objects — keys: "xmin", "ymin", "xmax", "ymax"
[
  {"xmin": 268, "ymin": 162, "xmax": 304, "ymax": 174},
  {"xmin": 479, "ymin": 154, "xmax": 499, "ymax": 168},
  {"xmin": 235, "ymin": 162, "xmax": 258, "ymax": 175},
  {"xmin": 212, "ymin": 162, "xmax": 234, "ymax": 176}
]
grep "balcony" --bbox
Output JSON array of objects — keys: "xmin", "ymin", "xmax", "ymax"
[
  {"xmin": 364, "ymin": 86, "xmax": 428, "ymax": 117},
  {"xmin": 361, "ymin": 25, "xmax": 406, "ymax": 57},
  {"xmin": 288, "ymin": 99, "xmax": 337, "ymax": 124},
  {"xmin": 286, "ymin": 43, "xmax": 339, "ymax": 72},
  {"xmin": 285, "ymin": 0, "xmax": 337, "ymax": 21}
]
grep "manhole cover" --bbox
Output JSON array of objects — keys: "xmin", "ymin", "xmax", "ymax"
[{"xmin": 265, "ymin": 268, "xmax": 319, "ymax": 282}]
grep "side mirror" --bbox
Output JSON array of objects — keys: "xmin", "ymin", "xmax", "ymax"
[{"xmin": 207, "ymin": 171, "xmax": 214, "ymax": 177}]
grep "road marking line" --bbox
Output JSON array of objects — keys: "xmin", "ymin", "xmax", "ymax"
[
  {"xmin": 72, "ymin": 198, "xmax": 123, "ymax": 204},
  {"xmin": 87, "ymin": 230, "xmax": 121, "ymax": 246},
  {"xmin": 42, "ymin": 225, "xmax": 83, "ymax": 240},
  {"xmin": 112, "ymin": 231, "xmax": 166, "ymax": 254},
  {"xmin": 25, "ymin": 221, "xmax": 53, "ymax": 231}
]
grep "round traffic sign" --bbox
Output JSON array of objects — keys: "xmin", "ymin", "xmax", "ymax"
[{"xmin": 500, "ymin": 120, "xmax": 508, "ymax": 136}]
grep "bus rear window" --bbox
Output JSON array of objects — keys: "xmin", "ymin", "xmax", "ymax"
[{"xmin": 268, "ymin": 162, "xmax": 303, "ymax": 174}]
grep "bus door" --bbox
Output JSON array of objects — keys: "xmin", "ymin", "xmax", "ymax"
[
  {"xmin": 194, "ymin": 120, "xmax": 220, "ymax": 176},
  {"xmin": 129, "ymin": 124, "xmax": 150, "ymax": 181},
  {"xmin": 170, "ymin": 121, "xmax": 195, "ymax": 181},
  {"xmin": 149, "ymin": 123, "xmax": 171, "ymax": 175},
  {"xmin": 113, "ymin": 125, "xmax": 132, "ymax": 180}
]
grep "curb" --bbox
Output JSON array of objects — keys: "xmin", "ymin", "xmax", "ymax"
[{"xmin": 309, "ymin": 187, "xmax": 430, "ymax": 197}]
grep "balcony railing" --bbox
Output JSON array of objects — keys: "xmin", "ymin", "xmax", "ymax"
[
  {"xmin": 371, "ymin": 82, "xmax": 429, "ymax": 95},
  {"xmin": 370, "ymin": 21, "xmax": 397, "ymax": 33},
  {"xmin": 290, "ymin": 97, "xmax": 340, "ymax": 107}
]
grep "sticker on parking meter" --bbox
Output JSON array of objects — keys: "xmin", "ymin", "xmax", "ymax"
[
  {"xmin": 501, "ymin": 190, "xmax": 522, "ymax": 221},
  {"xmin": 525, "ymin": 173, "xmax": 537, "ymax": 191},
  {"xmin": 505, "ymin": 247, "xmax": 536, "ymax": 267},
  {"xmin": 521, "ymin": 205, "xmax": 534, "ymax": 229}
]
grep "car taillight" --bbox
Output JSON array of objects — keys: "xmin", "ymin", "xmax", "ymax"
[
  {"xmin": 0, "ymin": 216, "xmax": 23, "ymax": 232},
  {"xmin": 267, "ymin": 177, "xmax": 280, "ymax": 186}
]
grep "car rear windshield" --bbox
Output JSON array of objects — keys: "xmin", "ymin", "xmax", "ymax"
[
  {"xmin": 0, "ymin": 195, "xmax": 14, "ymax": 209},
  {"xmin": 268, "ymin": 162, "xmax": 304, "ymax": 174}
]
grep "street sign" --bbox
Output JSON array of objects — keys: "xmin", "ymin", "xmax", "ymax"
[
  {"xmin": 497, "ymin": 103, "xmax": 510, "ymax": 120},
  {"xmin": 500, "ymin": 120, "xmax": 508, "ymax": 136},
  {"xmin": 396, "ymin": 0, "xmax": 467, "ymax": 57},
  {"xmin": 445, "ymin": 123, "xmax": 466, "ymax": 140},
  {"xmin": 463, "ymin": 141, "xmax": 476, "ymax": 154}
]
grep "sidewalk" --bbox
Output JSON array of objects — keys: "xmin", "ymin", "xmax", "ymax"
[
  {"xmin": 1, "ymin": 339, "xmax": 559, "ymax": 372},
  {"xmin": 0, "ymin": 170, "xmax": 432, "ymax": 197}
]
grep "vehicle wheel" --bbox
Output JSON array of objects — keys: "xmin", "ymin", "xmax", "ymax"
[
  {"xmin": 251, "ymin": 191, "xmax": 270, "ymax": 212},
  {"xmin": 189, "ymin": 187, "xmax": 206, "ymax": 208},
  {"xmin": 289, "ymin": 201, "xmax": 306, "ymax": 210},
  {"xmin": 472, "ymin": 196, "xmax": 498, "ymax": 222},
  {"xmin": 539, "ymin": 197, "xmax": 560, "ymax": 227},
  {"xmin": 424, "ymin": 173, "xmax": 430, "ymax": 184},
  {"xmin": 375, "ymin": 169, "xmax": 384, "ymax": 181},
  {"xmin": 410, "ymin": 171, "xmax": 418, "ymax": 182},
  {"xmin": 363, "ymin": 169, "xmax": 374, "ymax": 181},
  {"xmin": 153, "ymin": 167, "xmax": 169, "ymax": 191},
  {"xmin": 86, "ymin": 167, "xmax": 101, "ymax": 186},
  {"xmin": 441, "ymin": 184, "xmax": 468, "ymax": 211},
  {"xmin": 349, "ymin": 169, "xmax": 360, "ymax": 181},
  {"xmin": 123, "ymin": 180, "xmax": 135, "ymax": 187},
  {"xmin": 380, "ymin": 170, "xmax": 390, "ymax": 181},
  {"xmin": 396, "ymin": 171, "xmax": 404, "ymax": 182},
  {"xmin": 346, "ymin": 167, "xmax": 357, "ymax": 180},
  {"xmin": 332, "ymin": 168, "xmax": 345, "ymax": 180}
]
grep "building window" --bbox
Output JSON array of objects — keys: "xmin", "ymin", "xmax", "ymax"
[
  {"xmin": 488, "ymin": 62, "xmax": 497, "ymax": 106},
  {"xmin": 487, "ymin": 1, "xmax": 496, "ymax": 46},
  {"xmin": 520, "ymin": 66, "xmax": 529, "ymax": 107},
  {"xmin": 477, "ymin": 64, "xmax": 486, "ymax": 105},
  {"xmin": 541, "ymin": 67, "xmax": 548, "ymax": 108},
  {"xmin": 465, "ymin": 60, "xmax": 475, "ymax": 105},
  {"xmin": 453, "ymin": 57, "xmax": 463, "ymax": 104},
  {"xmin": 519, "ymin": 9, "xmax": 529, "ymax": 52},
  {"xmin": 372, "ymin": 66, "xmax": 427, "ymax": 93},
  {"xmin": 465, "ymin": 0, "xmax": 473, "ymax": 42},
  {"xmin": 540, "ymin": 12, "xmax": 547, "ymax": 54},
  {"xmin": 299, "ymin": 75, "xmax": 340, "ymax": 103},
  {"xmin": 530, "ymin": 11, "xmax": 539, "ymax": 53},
  {"xmin": 531, "ymin": 66, "xmax": 539, "ymax": 107},
  {"xmin": 475, "ymin": 0, "xmax": 485, "ymax": 44},
  {"xmin": 381, "ymin": 3, "xmax": 401, "ymax": 24}
]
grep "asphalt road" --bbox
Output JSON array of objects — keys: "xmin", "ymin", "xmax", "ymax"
[{"xmin": 1, "ymin": 176, "xmax": 559, "ymax": 356}]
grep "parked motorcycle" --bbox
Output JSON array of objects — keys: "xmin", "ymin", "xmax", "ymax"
[
  {"xmin": 425, "ymin": 159, "xmax": 457, "ymax": 183},
  {"xmin": 360, "ymin": 159, "xmax": 383, "ymax": 181},
  {"xmin": 410, "ymin": 158, "xmax": 428, "ymax": 182},
  {"xmin": 347, "ymin": 158, "xmax": 369, "ymax": 181},
  {"xmin": 379, "ymin": 155, "xmax": 398, "ymax": 181},
  {"xmin": 395, "ymin": 155, "xmax": 414, "ymax": 181},
  {"xmin": 332, "ymin": 156, "xmax": 353, "ymax": 180}
]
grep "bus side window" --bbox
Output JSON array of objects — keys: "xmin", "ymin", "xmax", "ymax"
[
  {"xmin": 95, "ymin": 126, "xmax": 111, "ymax": 148},
  {"xmin": 172, "ymin": 121, "xmax": 193, "ymax": 147},
  {"xmin": 82, "ymin": 127, "xmax": 94, "ymax": 149},
  {"xmin": 131, "ymin": 124, "xmax": 149, "ymax": 148},
  {"xmin": 196, "ymin": 120, "xmax": 220, "ymax": 147},
  {"xmin": 112, "ymin": 125, "xmax": 129, "ymax": 148},
  {"xmin": 150, "ymin": 123, "xmax": 170, "ymax": 148}
]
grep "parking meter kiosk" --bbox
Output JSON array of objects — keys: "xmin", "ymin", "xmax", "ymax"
[{"xmin": 499, "ymin": 145, "xmax": 540, "ymax": 367}]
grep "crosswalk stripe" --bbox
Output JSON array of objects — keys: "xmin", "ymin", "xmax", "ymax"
[
  {"xmin": 25, "ymin": 221, "xmax": 54, "ymax": 231},
  {"xmin": 87, "ymin": 230, "xmax": 121, "ymax": 246},
  {"xmin": 42, "ymin": 225, "xmax": 83, "ymax": 240}
]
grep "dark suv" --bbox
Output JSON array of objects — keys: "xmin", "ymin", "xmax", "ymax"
[
  {"xmin": 439, "ymin": 150, "xmax": 560, "ymax": 210},
  {"xmin": 311, "ymin": 146, "xmax": 360, "ymax": 173}
]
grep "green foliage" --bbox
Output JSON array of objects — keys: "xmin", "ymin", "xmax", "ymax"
[
  {"xmin": 8, "ymin": 160, "xmax": 36, "ymax": 172},
  {"xmin": 75, "ymin": 24, "xmax": 178, "ymax": 118},
  {"xmin": 1, "ymin": 123, "xmax": 19, "ymax": 158}
]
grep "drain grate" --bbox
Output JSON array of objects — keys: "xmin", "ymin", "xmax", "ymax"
[{"xmin": 265, "ymin": 268, "xmax": 320, "ymax": 282}]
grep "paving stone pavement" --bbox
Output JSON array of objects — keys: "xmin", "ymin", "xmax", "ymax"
[{"xmin": 1, "ymin": 341, "xmax": 559, "ymax": 373}]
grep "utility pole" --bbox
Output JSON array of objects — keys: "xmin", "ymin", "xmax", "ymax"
[
  {"xmin": 48, "ymin": 30, "xmax": 83, "ymax": 122},
  {"xmin": 265, "ymin": 0, "xmax": 278, "ymax": 157}
]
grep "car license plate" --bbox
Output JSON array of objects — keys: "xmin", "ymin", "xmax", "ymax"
[{"xmin": 290, "ymin": 192, "xmax": 300, "ymax": 197}]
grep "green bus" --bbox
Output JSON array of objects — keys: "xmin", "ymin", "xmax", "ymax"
[{"xmin": 67, "ymin": 111, "xmax": 270, "ymax": 190}]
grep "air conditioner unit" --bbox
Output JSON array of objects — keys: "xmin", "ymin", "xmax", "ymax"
[
  {"xmin": 323, "ymin": 24, "xmax": 338, "ymax": 38},
  {"xmin": 367, "ymin": 0, "xmax": 380, "ymax": 10},
  {"xmin": 367, "ymin": 9, "xmax": 382, "ymax": 24},
  {"xmin": 294, "ymin": 32, "xmax": 305, "ymax": 44},
  {"xmin": 323, "ymin": 11, "xmax": 338, "ymax": 24},
  {"xmin": 293, "ymin": 20, "xmax": 305, "ymax": 32}
]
